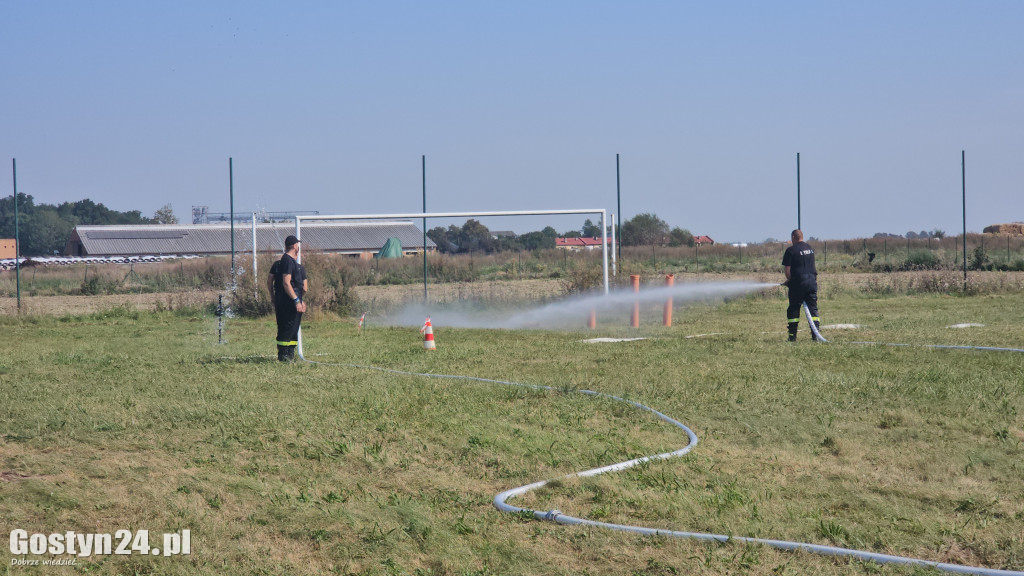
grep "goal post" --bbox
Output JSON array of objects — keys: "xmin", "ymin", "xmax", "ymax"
[{"xmin": 293, "ymin": 209, "xmax": 609, "ymax": 358}]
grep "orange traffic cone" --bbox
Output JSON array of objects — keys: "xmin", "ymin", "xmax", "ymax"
[{"xmin": 420, "ymin": 317, "xmax": 436, "ymax": 350}]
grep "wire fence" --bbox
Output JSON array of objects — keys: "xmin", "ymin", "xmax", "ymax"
[{"xmin": 619, "ymin": 234, "xmax": 1024, "ymax": 273}]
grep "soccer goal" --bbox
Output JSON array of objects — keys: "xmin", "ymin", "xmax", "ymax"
[{"xmin": 294, "ymin": 209, "xmax": 610, "ymax": 358}]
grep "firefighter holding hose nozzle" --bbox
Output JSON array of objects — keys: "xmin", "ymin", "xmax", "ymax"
[{"xmin": 782, "ymin": 229, "xmax": 820, "ymax": 342}]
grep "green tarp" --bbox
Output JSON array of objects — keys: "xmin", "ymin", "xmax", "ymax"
[{"xmin": 376, "ymin": 237, "xmax": 403, "ymax": 259}]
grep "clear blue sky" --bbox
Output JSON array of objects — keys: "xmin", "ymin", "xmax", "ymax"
[{"xmin": 2, "ymin": 1, "xmax": 1021, "ymax": 242}]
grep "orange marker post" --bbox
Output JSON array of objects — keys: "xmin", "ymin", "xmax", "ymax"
[
  {"xmin": 588, "ymin": 308, "xmax": 597, "ymax": 330},
  {"xmin": 664, "ymin": 274, "xmax": 675, "ymax": 326},
  {"xmin": 630, "ymin": 274, "xmax": 640, "ymax": 328}
]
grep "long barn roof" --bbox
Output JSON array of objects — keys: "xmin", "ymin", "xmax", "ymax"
[{"xmin": 67, "ymin": 221, "xmax": 435, "ymax": 256}]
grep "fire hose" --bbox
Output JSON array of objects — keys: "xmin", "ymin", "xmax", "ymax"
[{"xmin": 298, "ymin": 346, "xmax": 1021, "ymax": 575}]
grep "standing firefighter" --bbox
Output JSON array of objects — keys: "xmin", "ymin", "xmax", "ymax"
[
  {"xmin": 270, "ymin": 235, "xmax": 308, "ymax": 361},
  {"xmin": 782, "ymin": 229, "xmax": 820, "ymax": 341}
]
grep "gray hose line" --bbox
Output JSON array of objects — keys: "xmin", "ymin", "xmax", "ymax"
[
  {"xmin": 800, "ymin": 303, "xmax": 1024, "ymax": 353},
  {"xmin": 297, "ymin": 353, "xmax": 1021, "ymax": 575},
  {"xmin": 850, "ymin": 342, "xmax": 1024, "ymax": 353},
  {"xmin": 804, "ymin": 301, "xmax": 828, "ymax": 343}
]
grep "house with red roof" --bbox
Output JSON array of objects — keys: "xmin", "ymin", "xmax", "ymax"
[
  {"xmin": 555, "ymin": 237, "xmax": 613, "ymax": 251},
  {"xmin": 694, "ymin": 235, "xmax": 715, "ymax": 245}
]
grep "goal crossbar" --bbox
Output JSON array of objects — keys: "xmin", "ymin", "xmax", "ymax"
[
  {"xmin": 294, "ymin": 209, "xmax": 609, "ymax": 358},
  {"xmin": 295, "ymin": 209, "xmax": 609, "ymax": 294}
]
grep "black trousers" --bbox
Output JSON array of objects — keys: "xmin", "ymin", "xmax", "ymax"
[
  {"xmin": 275, "ymin": 299, "xmax": 302, "ymax": 346},
  {"xmin": 787, "ymin": 283, "xmax": 819, "ymax": 324}
]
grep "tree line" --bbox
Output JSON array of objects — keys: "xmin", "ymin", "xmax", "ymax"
[
  {"xmin": 427, "ymin": 213, "xmax": 696, "ymax": 255},
  {"xmin": 1, "ymin": 193, "xmax": 691, "ymax": 258},
  {"xmin": 0, "ymin": 194, "xmax": 179, "ymax": 256}
]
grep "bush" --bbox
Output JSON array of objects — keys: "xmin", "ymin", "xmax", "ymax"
[
  {"xmin": 559, "ymin": 263, "xmax": 602, "ymax": 296},
  {"xmin": 427, "ymin": 255, "xmax": 482, "ymax": 283},
  {"xmin": 80, "ymin": 275, "xmax": 104, "ymax": 295},
  {"xmin": 312, "ymin": 263, "xmax": 360, "ymax": 317},
  {"xmin": 79, "ymin": 274, "xmax": 119, "ymax": 295},
  {"xmin": 969, "ymin": 246, "xmax": 992, "ymax": 271},
  {"xmin": 900, "ymin": 250, "xmax": 941, "ymax": 271},
  {"xmin": 230, "ymin": 272, "xmax": 274, "ymax": 318}
]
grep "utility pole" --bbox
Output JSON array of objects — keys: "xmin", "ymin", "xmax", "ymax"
[
  {"xmin": 422, "ymin": 155, "xmax": 428, "ymax": 303},
  {"xmin": 796, "ymin": 152, "xmax": 801, "ymax": 230},
  {"xmin": 229, "ymin": 157, "xmax": 235, "ymax": 283},
  {"xmin": 616, "ymin": 154, "xmax": 622, "ymax": 263},
  {"xmin": 962, "ymin": 150, "xmax": 967, "ymax": 288},
  {"xmin": 12, "ymin": 159, "xmax": 21, "ymax": 310}
]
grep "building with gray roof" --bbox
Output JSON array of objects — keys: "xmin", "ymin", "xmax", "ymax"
[{"xmin": 64, "ymin": 221, "xmax": 435, "ymax": 258}]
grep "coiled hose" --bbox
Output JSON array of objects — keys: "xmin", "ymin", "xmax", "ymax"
[{"xmin": 299, "ymin": 338, "xmax": 1022, "ymax": 575}]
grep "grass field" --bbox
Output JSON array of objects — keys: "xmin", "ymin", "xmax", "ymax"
[{"xmin": 1, "ymin": 287, "xmax": 1022, "ymax": 575}]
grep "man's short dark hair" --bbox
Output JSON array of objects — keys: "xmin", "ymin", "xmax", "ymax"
[{"xmin": 791, "ymin": 229, "xmax": 803, "ymax": 242}]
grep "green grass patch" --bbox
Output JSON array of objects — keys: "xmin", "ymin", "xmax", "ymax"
[{"xmin": 1, "ymin": 293, "xmax": 1022, "ymax": 575}]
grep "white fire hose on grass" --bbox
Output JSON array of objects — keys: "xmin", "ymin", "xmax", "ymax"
[
  {"xmin": 297, "ymin": 323, "xmax": 1022, "ymax": 575},
  {"xmin": 805, "ymin": 301, "xmax": 828, "ymax": 343}
]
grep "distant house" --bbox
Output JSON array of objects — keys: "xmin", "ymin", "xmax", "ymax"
[
  {"xmin": 63, "ymin": 222, "xmax": 436, "ymax": 260},
  {"xmin": 491, "ymin": 230, "xmax": 517, "ymax": 240},
  {"xmin": 555, "ymin": 237, "xmax": 612, "ymax": 251},
  {"xmin": 694, "ymin": 235, "xmax": 715, "ymax": 246},
  {"xmin": 0, "ymin": 239, "xmax": 15, "ymax": 259}
]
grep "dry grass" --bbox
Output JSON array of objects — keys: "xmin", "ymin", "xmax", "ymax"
[
  {"xmin": 1, "ymin": 289, "xmax": 1022, "ymax": 574},
  {"xmin": 0, "ymin": 290, "xmax": 220, "ymax": 316},
  {"xmin": 3, "ymin": 271, "xmax": 1023, "ymax": 320}
]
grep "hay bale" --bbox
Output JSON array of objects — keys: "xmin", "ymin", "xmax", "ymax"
[{"xmin": 983, "ymin": 222, "xmax": 1024, "ymax": 235}]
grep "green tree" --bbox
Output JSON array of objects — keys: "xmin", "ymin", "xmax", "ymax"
[
  {"xmin": 153, "ymin": 203, "xmax": 179, "ymax": 224},
  {"xmin": 427, "ymin": 226, "xmax": 457, "ymax": 254},
  {"xmin": 21, "ymin": 209, "xmax": 74, "ymax": 256},
  {"xmin": 0, "ymin": 193, "xmax": 36, "ymax": 240},
  {"xmin": 970, "ymin": 245, "xmax": 991, "ymax": 271},
  {"xmin": 581, "ymin": 219, "xmax": 602, "ymax": 237},
  {"xmin": 518, "ymin": 230, "xmax": 555, "ymax": 250},
  {"xmin": 1, "ymin": 194, "xmax": 154, "ymax": 255},
  {"xmin": 61, "ymin": 198, "xmax": 148, "ymax": 225},
  {"xmin": 668, "ymin": 227, "xmax": 695, "ymax": 247},
  {"xmin": 455, "ymin": 219, "xmax": 496, "ymax": 253},
  {"xmin": 621, "ymin": 213, "xmax": 669, "ymax": 246}
]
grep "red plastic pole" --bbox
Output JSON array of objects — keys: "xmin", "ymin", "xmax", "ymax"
[
  {"xmin": 663, "ymin": 274, "xmax": 674, "ymax": 326},
  {"xmin": 630, "ymin": 274, "xmax": 640, "ymax": 328}
]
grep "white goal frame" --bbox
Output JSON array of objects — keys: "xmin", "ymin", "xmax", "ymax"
[{"xmin": 294, "ymin": 209, "xmax": 609, "ymax": 358}]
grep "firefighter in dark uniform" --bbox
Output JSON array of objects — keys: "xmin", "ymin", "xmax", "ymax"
[
  {"xmin": 782, "ymin": 229, "xmax": 820, "ymax": 341},
  {"xmin": 270, "ymin": 235, "xmax": 308, "ymax": 361}
]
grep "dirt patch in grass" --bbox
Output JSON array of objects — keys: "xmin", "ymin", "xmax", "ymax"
[{"xmin": 0, "ymin": 471, "xmax": 38, "ymax": 482}]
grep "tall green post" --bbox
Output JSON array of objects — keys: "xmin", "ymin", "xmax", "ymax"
[
  {"xmin": 796, "ymin": 152, "xmax": 801, "ymax": 230},
  {"xmin": 422, "ymin": 155, "xmax": 428, "ymax": 303},
  {"xmin": 616, "ymin": 154, "xmax": 621, "ymax": 263},
  {"xmin": 962, "ymin": 151, "xmax": 967, "ymax": 287},
  {"xmin": 229, "ymin": 157, "xmax": 235, "ymax": 280},
  {"xmin": 12, "ymin": 159, "xmax": 21, "ymax": 310}
]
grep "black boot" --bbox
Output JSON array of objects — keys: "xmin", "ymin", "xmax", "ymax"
[
  {"xmin": 284, "ymin": 346, "xmax": 296, "ymax": 361},
  {"xmin": 277, "ymin": 345, "xmax": 287, "ymax": 362},
  {"xmin": 788, "ymin": 322, "xmax": 798, "ymax": 342}
]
